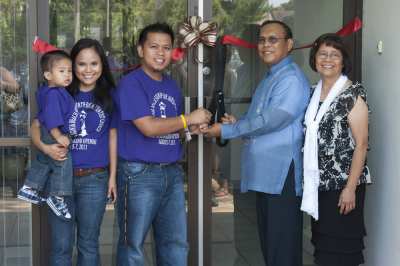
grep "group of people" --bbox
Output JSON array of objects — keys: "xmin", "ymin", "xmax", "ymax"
[{"xmin": 16, "ymin": 19, "xmax": 369, "ymax": 266}]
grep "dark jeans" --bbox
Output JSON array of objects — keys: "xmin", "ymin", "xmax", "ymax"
[
  {"xmin": 48, "ymin": 170, "xmax": 108, "ymax": 266},
  {"xmin": 116, "ymin": 159, "xmax": 188, "ymax": 266},
  {"xmin": 256, "ymin": 162, "xmax": 303, "ymax": 266},
  {"xmin": 24, "ymin": 127, "xmax": 72, "ymax": 196}
]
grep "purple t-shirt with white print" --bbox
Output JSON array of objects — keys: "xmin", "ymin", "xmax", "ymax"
[
  {"xmin": 68, "ymin": 90, "xmax": 117, "ymax": 168},
  {"xmin": 36, "ymin": 85, "xmax": 75, "ymax": 134},
  {"xmin": 115, "ymin": 68, "xmax": 183, "ymax": 163}
]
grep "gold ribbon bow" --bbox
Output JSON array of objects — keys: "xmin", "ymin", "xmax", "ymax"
[{"xmin": 178, "ymin": 16, "xmax": 217, "ymax": 62}]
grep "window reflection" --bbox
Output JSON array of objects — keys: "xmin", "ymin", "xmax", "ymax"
[
  {"xmin": 49, "ymin": 0, "xmax": 187, "ymax": 89},
  {"xmin": 0, "ymin": 2, "xmax": 29, "ymax": 137}
]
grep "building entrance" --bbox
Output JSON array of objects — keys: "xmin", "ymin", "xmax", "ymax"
[{"xmin": 0, "ymin": 1, "xmax": 362, "ymax": 265}]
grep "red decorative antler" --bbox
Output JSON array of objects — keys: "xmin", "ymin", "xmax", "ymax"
[{"xmin": 32, "ymin": 36, "xmax": 59, "ymax": 54}]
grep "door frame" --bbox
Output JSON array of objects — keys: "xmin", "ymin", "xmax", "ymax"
[
  {"xmin": 31, "ymin": 1, "xmax": 210, "ymax": 265},
  {"xmin": 0, "ymin": 0, "xmax": 42, "ymax": 265},
  {"xmin": 31, "ymin": 0, "xmax": 363, "ymax": 265},
  {"xmin": 199, "ymin": 1, "xmax": 364, "ymax": 266},
  {"xmin": 344, "ymin": 0, "xmax": 363, "ymax": 82},
  {"xmin": 186, "ymin": 1, "xmax": 213, "ymax": 265},
  {"xmin": 31, "ymin": 1, "xmax": 51, "ymax": 265}
]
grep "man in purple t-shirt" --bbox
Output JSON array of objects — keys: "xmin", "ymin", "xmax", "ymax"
[
  {"xmin": 115, "ymin": 23, "xmax": 211, "ymax": 266},
  {"xmin": 18, "ymin": 50, "xmax": 75, "ymax": 221}
]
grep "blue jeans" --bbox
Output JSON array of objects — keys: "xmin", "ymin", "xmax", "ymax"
[
  {"xmin": 48, "ymin": 170, "xmax": 108, "ymax": 266},
  {"xmin": 116, "ymin": 160, "xmax": 188, "ymax": 266},
  {"xmin": 25, "ymin": 128, "xmax": 72, "ymax": 196}
]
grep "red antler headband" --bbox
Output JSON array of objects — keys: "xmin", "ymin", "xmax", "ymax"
[{"xmin": 32, "ymin": 36, "xmax": 59, "ymax": 54}]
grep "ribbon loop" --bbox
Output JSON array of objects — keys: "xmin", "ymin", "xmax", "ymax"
[{"xmin": 176, "ymin": 16, "xmax": 217, "ymax": 63}]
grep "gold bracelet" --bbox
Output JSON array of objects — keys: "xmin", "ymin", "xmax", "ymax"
[{"xmin": 180, "ymin": 114, "xmax": 187, "ymax": 129}]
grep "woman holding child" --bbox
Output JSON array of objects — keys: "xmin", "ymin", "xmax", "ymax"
[{"xmin": 32, "ymin": 38, "xmax": 117, "ymax": 266}]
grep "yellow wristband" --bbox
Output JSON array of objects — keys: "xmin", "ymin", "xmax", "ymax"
[{"xmin": 180, "ymin": 114, "xmax": 187, "ymax": 129}]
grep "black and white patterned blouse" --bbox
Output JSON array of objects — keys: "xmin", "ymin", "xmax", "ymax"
[{"xmin": 316, "ymin": 82, "xmax": 371, "ymax": 191}]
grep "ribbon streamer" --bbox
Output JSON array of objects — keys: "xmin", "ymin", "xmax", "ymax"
[
  {"xmin": 336, "ymin": 16, "xmax": 362, "ymax": 37},
  {"xmin": 32, "ymin": 16, "xmax": 362, "ymax": 67},
  {"xmin": 172, "ymin": 47, "xmax": 186, "ymax": 61},
  {"xmin": 293, "ymin": 17, "xmax": 363, "ymax": 50},
  {"xmin": 173, "ymin": 16, "xmax": 362, "ymax": 60},
  {"xmin": 221, "ymin": 35, "xmax": 257, "ymax": 49}
]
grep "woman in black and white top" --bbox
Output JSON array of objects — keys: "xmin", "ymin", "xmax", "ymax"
[{"xmin": 302, "ymin": 33, "xmax": 371, "ymax": 266}]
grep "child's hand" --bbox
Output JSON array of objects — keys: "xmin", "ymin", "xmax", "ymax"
[{"xmin": 56, "ymin": 135, "xmax": 70, "ymax": 148}]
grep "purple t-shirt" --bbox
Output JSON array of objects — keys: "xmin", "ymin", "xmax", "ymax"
[
  {"xmin": 36, "ymin": 85, "xmax": 75, "ymax": 134},
  {"xmin": 116, "ymin": 68, "xmax": 183, "ymax": 163},
  {"xmin": 68, "ymin": 90, "xmax": 117, "ymax": 168}
]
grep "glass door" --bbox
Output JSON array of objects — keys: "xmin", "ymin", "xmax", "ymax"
[
  {"xmin": 0, "ymin": 1, "xmax": 35, "ymax": 265},
  {"xmin": 205, "ymin": 0, "xmax": 359, "ymax": 265},
  {"xmin": 37, "ymin": 1, "xmax": 204, "ymax": 265},
  {"xmin": 9, "ymin": 0, "xmax": 362, "ymax": 265}
]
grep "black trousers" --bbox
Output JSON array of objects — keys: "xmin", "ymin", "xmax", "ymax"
[{"xmin": 256, "ymin": 162, "xmax": 303, "ymax": 266}]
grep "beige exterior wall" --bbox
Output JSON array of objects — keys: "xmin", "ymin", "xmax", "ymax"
[{"xmin": 363, "ymin": 0, "xmax": 400, "ymax": 264}]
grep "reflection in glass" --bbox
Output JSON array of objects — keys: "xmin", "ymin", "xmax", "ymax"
[
  {"xmin": 0, "ymin": 1, "xmax": 29, "ymax": 137},
  {"xmin": 0, "ymin": 147, "xmax": 31, "ymax": 266},
  {"xmin": 49, "ymin": 0, "xmax": 187, "ymax": 87}
]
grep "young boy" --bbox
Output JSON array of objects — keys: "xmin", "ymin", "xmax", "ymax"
[
  {"xmin": 18, "ymin": 50, "xmax": 76, "ymax": 220},
  {"xmin": 115, "ymin": 22, "xmax": 211, "ymax": 265}
]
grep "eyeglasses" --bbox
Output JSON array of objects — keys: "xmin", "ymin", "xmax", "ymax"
[
  {"xmin": 316, "ymin": 51, "xmax": 342, "ymax": 61},
  {"xmin": 258, "ymin": 36, "xmax": 288, "ymax": 45}
]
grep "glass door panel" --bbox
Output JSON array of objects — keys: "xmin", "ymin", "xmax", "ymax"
[
  {"xmin": 0, "ymin": 1, "xmax": 30, "ymax": 137},
  {"xmin": 0, "ymin": 147, "xmax": 31, "ymax": 266},
  {"xmin": 47, "ymin": 1, "xmax": 188, "ymax": 265},
  {"xmin": 0, "ymin": 1, "xmax": 32, "ymax": 265},
  {"xmin": 209, "ymin": 1, "xmax": 343, "ymax": 265}
]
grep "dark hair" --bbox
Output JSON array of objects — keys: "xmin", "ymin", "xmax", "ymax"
[
  {"xmin": 69, "ymin": 38, "xmax": 115, "ymax": 113},
  {"xmin": 40, "ymin": 50, "xmax": 71, "ymax": 75},
  {"xmin": 260, "ymin": 20, "xmax": 293, "ymax": 39},
  {"xmin": 309, "ymin": 33, "xmax": 352, "ymax": 75},
  {"xmin": 137, "ymin": 22, "xmax": 174, "ymax": 46}
]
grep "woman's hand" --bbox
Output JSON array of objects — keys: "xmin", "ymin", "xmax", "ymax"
[
  {"xmin": 107, "ymin": 128, "xmax": 117, "ymax": 204},
  {"xmin": 56, "ymin": 135, "xmax": 71, "ymax": 148},
  {"xmin": 31, "ymin": 118, "xmax": 68, "ymax": 160},
  {"xmin": 338, "ymin": 186, "xmax": 356, "ymax": 215},
  {"xmin": 43, "ymin": 143, "xmax": 68, "ymax": 161},
  {"xmin": 107, "ymin": 177, "xmax": 117, "ymax": 204}
]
